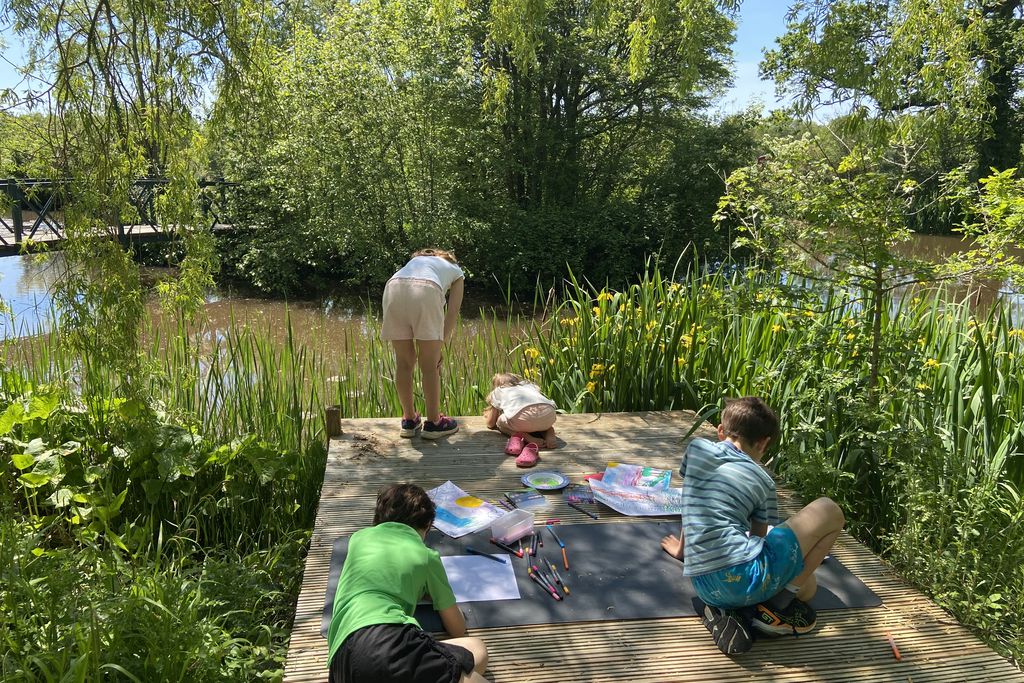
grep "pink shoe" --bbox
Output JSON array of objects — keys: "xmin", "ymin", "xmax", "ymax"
[
  {"xmin": 505, "ymin": 433, "xmax": 526, "ymax": 456},
  {"xmin": 515, "ymin": 442, "xmax": 540, "ymax": 468}
]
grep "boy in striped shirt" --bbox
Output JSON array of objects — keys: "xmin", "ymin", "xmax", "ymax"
[{"xmin": 661, "ymin": 397, "xmax": 845, "ymax": 653}]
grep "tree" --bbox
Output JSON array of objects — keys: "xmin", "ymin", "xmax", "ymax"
[
  {"xmin": 1, "ymin": 0, "xmax": 274, "ymax": 393},
  {"xmin": 762, "ymin": 1, "xmax": 1022, "ymax": 201}
]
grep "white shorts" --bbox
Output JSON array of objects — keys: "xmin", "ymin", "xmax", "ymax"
[{"xmin": 381, "ymin": 278, "xmax": 445, "ymax": 341}]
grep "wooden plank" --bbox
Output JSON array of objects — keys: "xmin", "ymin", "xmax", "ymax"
[{"xmin": 283, "ymin": 411, "xmax": 1024, "ymax": 682}]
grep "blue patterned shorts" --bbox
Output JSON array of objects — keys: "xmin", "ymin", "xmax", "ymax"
[{"xmin": 691, "ymin": 526, "xmax": 804, "ymax": 608}]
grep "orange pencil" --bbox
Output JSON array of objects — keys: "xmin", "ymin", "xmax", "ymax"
[
  {"xmin": 561, "ymin": 546, "xmax": 569, "ymax": 569},
  {"xmin": 886, "ymin": 632, "xmax": 902, "ymax": 661}
]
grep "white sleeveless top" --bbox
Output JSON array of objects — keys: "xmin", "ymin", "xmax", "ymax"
[
  {"xmin": 391, "ymin": 256, "xmax": 464, "ymax": 292},
  {"xmin": 489, "ymin": 383, "xmax": 556, "ymax": 416}
]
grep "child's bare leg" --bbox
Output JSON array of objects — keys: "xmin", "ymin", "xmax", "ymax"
[
  {"xmin": 522, "ymin": 433, "xmax": 545, "ymax": 447},
  {"xmin": 417, "ymin": 340, "xmax": 443, "ymax": 423},
  {"xmin": 445, "ymin": 636, "xmax": 488, "ymax": 674},
  {"xmin": 779, "ymin": 497, "xmax": 844, "ymax": 590},
  {"xmin": 392, "ymin": 340, "xmax": 418, "ymax": 420},
  {"xmin": 543, "ymin": 427, "xmax": 557, "ymax": 449}
]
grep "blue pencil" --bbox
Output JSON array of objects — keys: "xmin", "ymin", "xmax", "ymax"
[{"xmin": 465, "ymin": 546, "xmax": 507, "ymax": 564}]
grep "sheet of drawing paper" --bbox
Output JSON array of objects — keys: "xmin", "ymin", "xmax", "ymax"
[{"xmin": 440, "ymin": 555, "xmax": 521, "ymax": 603}]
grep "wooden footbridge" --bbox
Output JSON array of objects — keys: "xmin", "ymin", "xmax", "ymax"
[
  {"xmin": 0, "ymin": 178, "xmax": 235, "ymax": 256},
  {"xmin": 284, "ymin": 410, "xmax": 1024, "ymax": 682}
]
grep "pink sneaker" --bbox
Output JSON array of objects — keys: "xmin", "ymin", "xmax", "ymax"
[
  {"xmin": 505, "ymin": 433, "xmax": 526, "ymax": 456},
  {"xmin": 515, "ymin": 442, "xmax": 540, "ymax": 468}
]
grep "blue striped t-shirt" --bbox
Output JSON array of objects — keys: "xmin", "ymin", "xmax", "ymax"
[{"xmin": 680, "ymin": 437, "xmax": 778, "ymax": 577}]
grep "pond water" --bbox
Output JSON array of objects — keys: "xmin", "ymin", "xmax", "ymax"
[{"xmin": 1, "ymin": 235, "xmax": 1022, "ymax": 344}]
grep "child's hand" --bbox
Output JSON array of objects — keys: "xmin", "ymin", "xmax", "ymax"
[{"xmin": 660, "ymin": 534, "xmax": 685, "ymax": 561}]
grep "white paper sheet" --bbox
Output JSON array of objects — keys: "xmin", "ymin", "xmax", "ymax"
[
  {"xmin": 440, "ymin": 555, "xmax": 521, "ymax": 603},
  {"xmin": 589, "ymin": 477, "xmax": 683, "ymax": 516}
]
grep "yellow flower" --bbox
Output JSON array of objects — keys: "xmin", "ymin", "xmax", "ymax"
[
  {"xmin": 586, "ymin": 381, "xmax": 597, "ymax": 393},
  {"xmin": 596, "ymin": 291, "xmax": 614, "ymax": 302},
  {"xmin": 524, "ymin": 347, "xmax": 540, "ymax": 360},
  {"xmin": 524, "ymin": 367, "xmax": 540, "ymax": 380},
  {"xmin": 676, "ymin": 356, "xmax": 687, "ymax": 367},
  {"xmin": 548, "ymin": 358, "xmax": 555, "ymax": 365},
  {"xmin": 646, "ymin": 321, "xmax": 658, "ymax": 332},
  {"xmin": 846, "ymin": 332, "xmax": 855, "ymax": 341},
  {"xmin": 563, "ymin": 317, "xmax": 579, "ymax": 327},
  {"xmin": 1009, "ymin": 329, "xmax": 1024, "ymax": 338},
  {"xmin": 589, "ymin": 363, "xmax": 605, "ymax": 378},
  {"xmin": 593, "ymin": 306, "xmax": 602, "ymax": 317},
  {"xmin": 771, "ymin": 324, "xmax": 783, "ymax": 334},
  {"xmin": 916, "ymin": 383, "xmax": 930, "ymax": 390},
  {"xmin": 681, "ymin": 334, "xmax": 693, "ymax": 349},
  {"xmin": 924, "ymin": 358, "xmax": 940, "ymax": 369},
  {"xmin": 669, "ymin": 283, "xmax": 681, "ymax": 292},
  {"xmin": 851, "ymin": 349, "xmax": 859, "ymax": 358},
  {"xmin": 803, "ymin": 310, "xmax": 815, "ymax": 318}
]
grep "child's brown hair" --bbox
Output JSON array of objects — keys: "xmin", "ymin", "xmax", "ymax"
[
  {"xmin": 720, "ymin": 397, "xmax": 780, "ymax": 447},
  {"xmin": 412, "ymin": 248, "xmax": 458, "ymax": 264},
  {"xmin": 373, "ymin": 483, "xmax": 436, "ymax": 531}
]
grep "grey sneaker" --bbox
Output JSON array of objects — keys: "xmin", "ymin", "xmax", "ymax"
[{"xmin": 701, "ymin": 604, "xmax": 753, "ymax": 654}]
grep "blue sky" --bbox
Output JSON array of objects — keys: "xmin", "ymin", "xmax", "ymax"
[{"xmin": 1, "ymin": 5, "xmax": 790, "ymax": 112}]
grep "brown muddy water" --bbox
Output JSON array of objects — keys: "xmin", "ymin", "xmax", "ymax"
[{"xmin": 1, "ymin": 236, "xmax": 1022, "ymax": 351}]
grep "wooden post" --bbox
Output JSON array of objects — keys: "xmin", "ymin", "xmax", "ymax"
[
  {"xmin": 326, "ymin": 405, "xmax": 343, "ymax": 438},
  {"xmin": 10, "ymin": 182, "xmax": 23, "ymax": 244}
]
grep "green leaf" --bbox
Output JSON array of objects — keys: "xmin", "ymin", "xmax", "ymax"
[
  {"xmin": 26, "ymin": 391, "xmax": 60, "ymax": 421},
  {"xmin": 12, "ymin": 453, "xmax": 36, "ymax": 470},
  {"xmin": 0, "ymin": 402, "xmax": 25, "ymax": 435},
  {"xmin": 48, "ymin": 488, "xmax": 74, "ymax": 508},
  {"xmin": 18, "ymin": 471, "xmax": 52, "ymax": 488}
]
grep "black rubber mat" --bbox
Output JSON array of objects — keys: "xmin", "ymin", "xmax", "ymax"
[{"xmin": 321, "ymin": 520, "xmax": 881, "ymax": 635}]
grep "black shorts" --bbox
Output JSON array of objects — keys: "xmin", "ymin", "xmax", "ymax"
[{"xmin": 328, "ymin": 623, "xmax": 475, "ymax": 683}]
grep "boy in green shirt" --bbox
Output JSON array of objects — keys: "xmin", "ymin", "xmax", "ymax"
[{"xmin": 327, "ymin": 484, "xmax": 489, "ymax": 683}]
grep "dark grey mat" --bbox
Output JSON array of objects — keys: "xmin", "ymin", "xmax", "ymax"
[{"xmin": 321, "ymin": 520, "xmax": 881, "ymax": 636}]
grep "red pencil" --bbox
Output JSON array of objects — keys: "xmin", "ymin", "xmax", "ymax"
[{"xmin": 887, "ymin": 632, "xmax": 902, "ymax": 661}]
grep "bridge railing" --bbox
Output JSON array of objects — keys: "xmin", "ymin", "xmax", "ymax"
[{"xmin": 0, "ymin": 177, "xmax": 237, "ymax": 249}]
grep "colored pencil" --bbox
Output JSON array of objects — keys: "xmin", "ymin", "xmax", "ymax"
[
  {"xmin": 528, "ymin": 567, "xmax": 562, "ymax": 600},
  {"xmin": 547, "ymin": 560, "xmax": 570, "ymax": 595},
  {"xmin": 567, "ymin": 501, "xmax": 598, "ymax": 519},
  {"xmin": 530, "ymin": 563, "xmax": 561, "ymax": 597},
  {"xmin": 466, "ymin": 546, "xmax": 507, "ymax": 564},
  {"xmin": 561, "ymin": 546, "xmax": 569, "ymax": 570},
  {"xmin": 546, "ymin": 524, "xmax": 564, "ymax": 547},
  {"xmin": 503, "ymin": 494, "xmax": 518, "ymax": 508},
  {"xmin": 887, "ymin": 632, "xmax": 902, "ymax": 661},
  {"xmin": 489, "ymin": 538, "xmax": 523, "ymax": 558}
]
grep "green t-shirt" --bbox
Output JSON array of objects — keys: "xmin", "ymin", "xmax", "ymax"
[{"xmin": 326, "ymin": 522, "xmax": 457, "ymax": 663}]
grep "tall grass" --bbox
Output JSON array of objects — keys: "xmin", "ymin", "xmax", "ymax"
[{"xmin": 4, "ymin": 263, "xmax": 1024, "ymax": 671}]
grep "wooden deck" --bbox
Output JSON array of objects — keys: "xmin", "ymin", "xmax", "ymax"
[{"xmin": 284, "ymin": 411, "xmax": 1024, "ymax": 682}]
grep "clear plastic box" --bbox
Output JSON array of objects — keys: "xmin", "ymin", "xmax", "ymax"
[{"xmin": 491, "ymin": 509, "xmax": 535, "ymax": 544}]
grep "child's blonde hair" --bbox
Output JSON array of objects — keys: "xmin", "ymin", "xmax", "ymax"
[
  {"xmin": 491, "ymin": 372, "xmax": 524, "ymax": 389},
  {"xmin": 487, "ymin": 372, "xmax": 525, "ymax": 405},
  {"xmin": 412, "ymin": 247, "xmax": 458, "ymax": 264}
]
